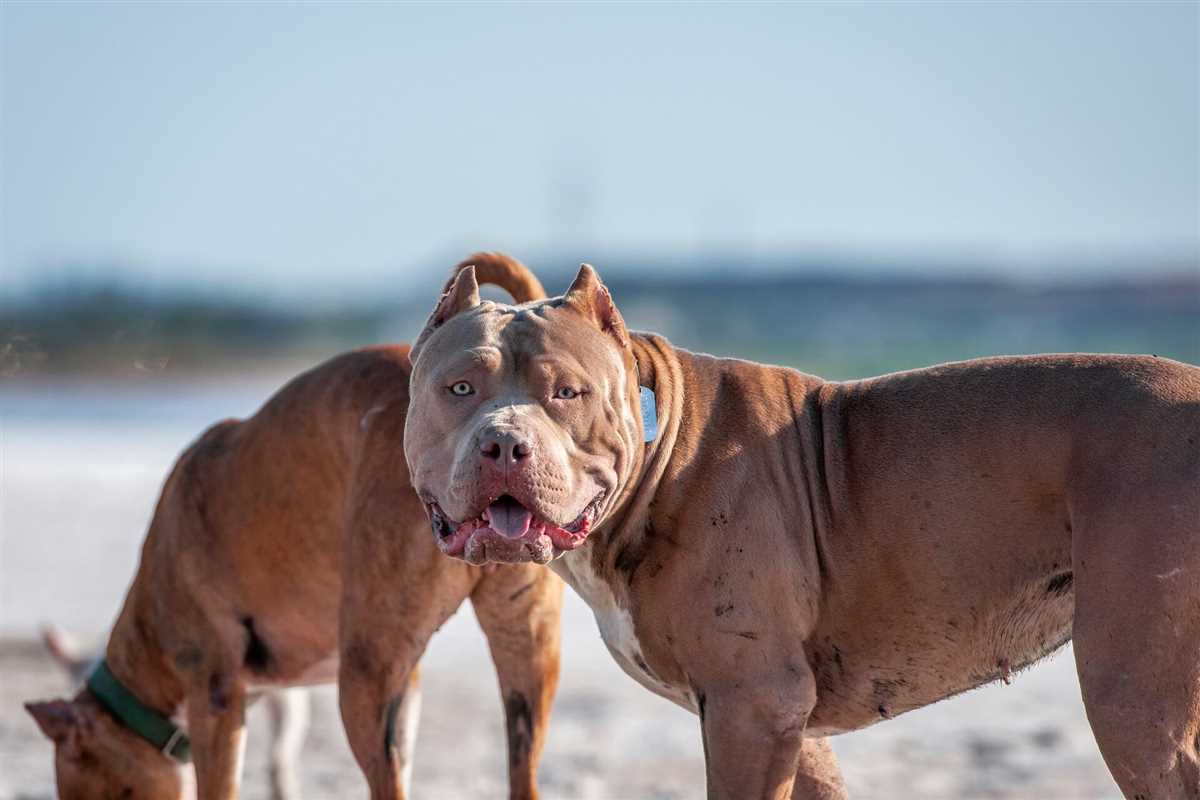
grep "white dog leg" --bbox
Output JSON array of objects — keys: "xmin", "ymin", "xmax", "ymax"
[{"xmin": 265, "ymin": 688, "xmax": 309, "ymax": 800}]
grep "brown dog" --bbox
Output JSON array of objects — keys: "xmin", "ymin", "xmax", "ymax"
[
  {"xmin": 25, "ymin": 254, "xmax": 563, "ymax": 800},
  {"xmin": 39, "ymin": 624, "xmax": 310, "ymax": 800},
  {"xmin": 403, "ymin": 263, "xmax": 1200, "ymax": 799}
]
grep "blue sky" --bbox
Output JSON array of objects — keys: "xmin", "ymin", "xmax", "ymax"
[{"xmin": 3, "ymin": 2, "xmax": 1197, "ymax": 296}]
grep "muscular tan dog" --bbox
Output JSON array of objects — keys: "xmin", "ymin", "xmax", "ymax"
[
  {"xmin": 404, "ymin": 263, "xmax": 1200, "ymax": 799},
  {"xmin": 25, "ymin": 254, "xmax": 563, "ymax": 800}
]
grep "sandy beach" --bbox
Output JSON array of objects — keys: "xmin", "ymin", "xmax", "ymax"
[{"xmin": 0, "ymin": 379, "xmax": 1121, "ymax": 799}]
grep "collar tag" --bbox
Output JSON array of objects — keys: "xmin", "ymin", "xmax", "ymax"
[{"xmin": 640, "ymin": 386, "xmax": 658, "ymax": 443}]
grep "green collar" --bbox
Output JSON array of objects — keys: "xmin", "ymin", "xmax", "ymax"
[{"xmin": 86, "ymin": 660, "xmax": 191, "ymax": 763}]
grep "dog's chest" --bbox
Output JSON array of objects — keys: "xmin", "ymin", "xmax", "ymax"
[{"xmin": 553, "ymin": 551, "xmax": 697, "ymax": 713}]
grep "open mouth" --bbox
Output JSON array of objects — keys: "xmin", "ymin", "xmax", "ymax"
[{"xmin": 427, "ymin": 492, "xmax": 605, "ymax": 565}]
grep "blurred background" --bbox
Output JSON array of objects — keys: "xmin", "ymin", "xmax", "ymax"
[{"xmin": 2, "ymin": 3, "xmax": 1196, "ymax": 798}]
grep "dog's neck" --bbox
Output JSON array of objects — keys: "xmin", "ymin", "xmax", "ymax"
[
  {"xmin": 99, "ymin": 564, "xmax": 188, "ymax": 720},
  {"xmin": 583, "ymin": 333, "xmax": 687, "ymax": 591},
  {"xmin": 629, "ymin": 332, "xmax": 684, "ymax": 494}
]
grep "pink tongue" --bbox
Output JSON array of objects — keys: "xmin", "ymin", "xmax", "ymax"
[{"xmin": 486, "ymin": 498, "xmax": 534, "ymax": 539}]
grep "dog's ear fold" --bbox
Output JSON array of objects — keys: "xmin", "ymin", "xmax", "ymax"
[
  {"xmin": 414, "ymin": 265, "xmax": 481, "ymax": 353},
  {"xmin": 25, "ymin": 699, "xmax": 78, "ymax": 743},
  {"xmin": 563, "ymin": 264, "xmax": 628, "ymax": 348}
]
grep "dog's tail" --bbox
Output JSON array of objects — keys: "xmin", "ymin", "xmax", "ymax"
[
  {"xmin": 41, "ymin": 624, "xmax": 100, "ymax": 684},
  {"xmin": 446, "ymin": 252, "xmax": 547, "ymax": 303}
]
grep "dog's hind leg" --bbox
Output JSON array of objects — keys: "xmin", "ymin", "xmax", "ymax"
[
  {"xmin": 1071, "ymin": 461, "xmax": 1200, "ymax": 799},
  {"xmin": 471, "ymin": 566, "xmax": 564, "ymax": 800},
  {"xmin": 265, "ymin": 687, "xmax": 309, "ymax": 800},
  {"xmin": 790, "ymin": 738, "xmax": 848, "ymax": 799}
]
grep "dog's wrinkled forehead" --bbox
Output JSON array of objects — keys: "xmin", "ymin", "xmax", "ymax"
[{"xmin": 416, "ymin": 297, "xmax": 625, "ymax": 381}]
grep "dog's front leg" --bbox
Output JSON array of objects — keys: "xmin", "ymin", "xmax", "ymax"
[
  {"xmin": 187, "ymin": 673, "xmax": 248, "ymax": 800},
  {"xmin": 339, "ymin": 621, "xmax": 427, "ymax": 799},
  {"xmin": 699, "ymin": 668, "xmax": 818, "ymax": 800},
  {"xmin": 338, "ymin": 501, "xmax": 478, "ymax": 799},
  {"xmin": 471, "ymin": 566, "xmax": 564, "ymax": 800}
]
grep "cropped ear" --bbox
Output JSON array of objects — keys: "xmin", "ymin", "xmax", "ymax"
[
  {"xmin": 25, "ymin": 699, "xmax": 78, "ymax": 743},
  {"xmin": 563, "ymin": 264, "xmax": 628, "ymax": 348},
  {"xmin": 413, "ymin": 265, "xmax": 481, "ymax": 353},
  {"xmin": 429, "ymin": 264, "xmax": 481, "ymax": 328}
]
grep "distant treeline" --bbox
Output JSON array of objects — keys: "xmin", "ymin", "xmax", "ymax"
[
  {"xmin": 0, "ymin": 284, "xmax": 393, "ymax": 377},
  {"xmin": 3, "ymin": 268, "xmax": 1198, "ymax": 380}
]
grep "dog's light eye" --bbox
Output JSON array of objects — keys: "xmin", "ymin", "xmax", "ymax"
[
  {"xmin": 449, "ymin": 381, "xmax": 474, "ymax": 396},
  {"xmin": 555, "ymin": 387, "xmax": 580, "ymax": 400}
]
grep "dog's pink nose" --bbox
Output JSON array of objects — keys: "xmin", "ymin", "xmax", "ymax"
[{"xmin": 480, "ymin": 432, "xmax": 532, "ymax": 467}]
